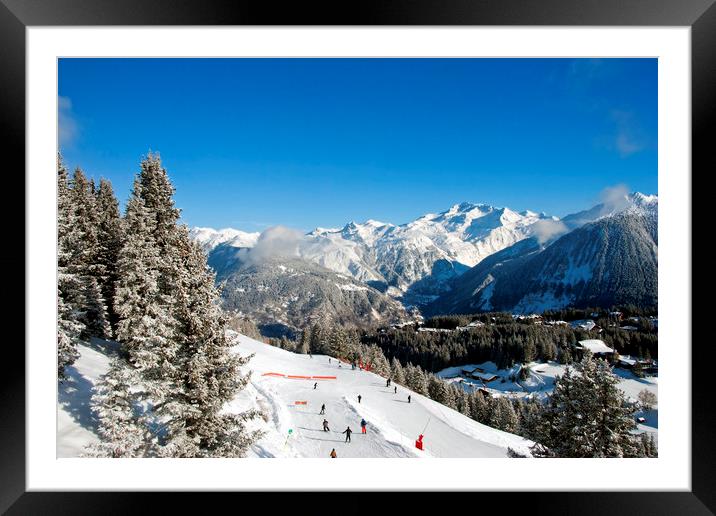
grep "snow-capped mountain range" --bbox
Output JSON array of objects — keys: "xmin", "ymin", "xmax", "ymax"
[
  {"xmin": 196, "ymin": 202, "xmax": 556, "ymax": 305},
  {"xmin": 189, "ymin": 227, "xmax": 260, "ymax": 252},
  {"xmin": 194, "ymin": 192, "xmax": 657, "ymax": 323}
]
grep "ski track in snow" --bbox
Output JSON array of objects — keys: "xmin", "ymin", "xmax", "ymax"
[{"xmin": 233, "ymin": 332, "xmax": 531, "ymax": 458}]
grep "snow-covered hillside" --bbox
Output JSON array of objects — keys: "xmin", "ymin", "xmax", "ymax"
[{"xmin": 57, "ymin": 333, "xmax": 533, "ymax": 458}]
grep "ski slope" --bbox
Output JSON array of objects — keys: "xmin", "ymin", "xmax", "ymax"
[
  {"xmin": 56, "ymin": 333, "xmax": 533, "ymax": 458},
  {"xmin": 228, "ymin": 332, "xmax": 532, "ymax": 458}
]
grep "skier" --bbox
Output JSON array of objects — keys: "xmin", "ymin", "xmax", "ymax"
[
  {"xmin": 314, "ymin": 382, "xmax": 318, "ymax": 390},
  {"xmin": 394, "ymin": 386, "xmax": 397, "ymax": 394},
  {"xmin": 330, "ymin": 448, "xmax": 337, "ymax": 458},
  {"xmin": 342, "ymin": 426, "xmax": 353, "ymax": 443},
  {"xmin": 386, "ymin": 379, "xmax": 390, "ymax": 387},
  {"xmin": 329, "ymin": 358, "xmax": 332, "ymax": 364},
  {"xmin": 408, "ymin": 395, "xmax": 411, "ymax": 403},
  {"xmin": 360, "ymin": 418, "xmax": 367, "ymax": 434},
  {"xmin": 320, "ymin": 403, "xmax": 326, "ymax": 415},
  {"xmin": 323, "ymin": 419, "xmax": 330, "ymax": 432},
  {"xmin": 357, "ymin": 394, "xmax": 362, "ymax": 404}
]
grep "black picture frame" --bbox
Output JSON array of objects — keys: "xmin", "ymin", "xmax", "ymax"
[{"xmin": 2, "ymin": 0, "xmax": 711, "ymax": 513}]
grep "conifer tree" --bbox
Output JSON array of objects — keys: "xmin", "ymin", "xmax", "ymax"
[
  {"xmin": 96, "ymin": 156, "xmax": 261, "ymax": 458},
  {"xmin": 368, "ymin": 346, "xmax": 391, "ymax": 377},
  {"xmin": 298, "ymin": 330, "xmax": 311, "ymax": 354},
  {"xmin": 95, "ymin": 178, "xmax": 123, "ymax": 332},
  {"xmin": 390, "ymin": 356, "xmax": 406, "ymax": 385},
  {"xmin": 57, "ymin": 155, "xmax": 83, "ymax": 378},
  {"xmin": 455, "ymin": 387, "xmax": 471, "ymax": 416},
  {"xmin": 57, "ymin": 291, "xmax": 81, "ymax": 381},
  {"xmin": 80, "ymin": 275, "xmax": 111, "ymax": 340},
  {"xmin": 113, "ymin": 178, "xmax": 173, "ymax": 369},
  {"xmin": 328, "ymin": 327, "xmax": 349, "ymax": 359},
  {"xmin": 87, "ymin": 358, "xmax": 150, "ymax": 457},
  {"xmin": 159, "ymin": 231, "xmax": 261, "ymax": 457},
  {"xmin": 531, "ymin": 353, "xmax": 640, "ymax": 457},
  {"xmin": 489, "ymin": 397, "xmax": 518, "ymax": 433},
  {"xmin": 469, "ymin": 391, "xmax": 490, "ymax": 424}
]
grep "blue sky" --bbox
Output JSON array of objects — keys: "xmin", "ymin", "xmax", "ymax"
[{"xmin": 58, "ymin": 58, "xmax": 657, "ymax": 232}]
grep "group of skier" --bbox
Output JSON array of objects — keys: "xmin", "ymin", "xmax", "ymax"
[{"xmin": 314, "ymin": 356, "xmax": 412, "ymax": 458}]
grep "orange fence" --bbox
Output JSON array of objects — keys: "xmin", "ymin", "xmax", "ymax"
[{"xmin": 261, "ymin": 372, "xmax": 337, "ymax": 380}]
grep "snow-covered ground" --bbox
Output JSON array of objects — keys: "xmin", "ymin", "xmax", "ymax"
[
  {"xmin": 437, "ymin": 360, "xmax": 658, "ymax": 436},
  {"xmin": 57, "ymin": 332, "xmax": 533, "ymax": 458}
]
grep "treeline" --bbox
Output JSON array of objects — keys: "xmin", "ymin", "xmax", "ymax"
[
  {"xmin": 57, "ymin": 153, "xmax": 260, "ymax": 457},
  {"xmin": 363, "ymin": 320, "xmax": 656, "ymax": 373}
]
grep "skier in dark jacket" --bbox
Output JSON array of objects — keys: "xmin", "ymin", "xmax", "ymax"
[
  {"xmin": 342, "ymin": 426, "xmax": 353, "ymax": 443},
  {"xmin": 360, "ymin": 418, "xmax": 367, "ymax": 434},
  {"xmin": 323, "ymin": 419, "xmax": 330, "ymax": 432},
  {"xmin": 394, "ymin": 386, "xmax": 397, "ymax": 394},
  {"xmin": 357, "ymin": 395, "xmax": 362, "ymax": 404},
  {"xmin": 319, "ymin": 403, "xmax": 326, "ymax": 415},
  {"xmin": 314, "ymin": 382, "xmax": 318, "ymax": 390},
  {"xmin": 408, "ymin": 395, "xmax": 411, "ymax": 403}
]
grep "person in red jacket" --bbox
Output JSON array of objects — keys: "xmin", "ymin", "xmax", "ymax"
[{"xmin": 330, "ymin": 448, "xmax": 337, "ymax": 458}]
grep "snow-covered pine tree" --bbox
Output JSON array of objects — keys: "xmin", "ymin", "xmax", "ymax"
[
  {"xmin": 113, "ymin": 178, "xmax": 173, "ymax": 370},
  {"xmin": 368, "ymin": 346, "xmax": 391, "ymax": 377},
  {"xmin": 68, "ymin": 168, "xmax": 111, "ymax": 340},
  {"xmin": 80, "ymin": 275, "xmax": 111, "ymax": 340},
  {"xmin": 406, "ymin": 364, "xmax": 428, "ymax": 395},
  {"xmin": 57, "ymin": 290, "xmax": 81, "ymax": 381},
  {"xmin": 469, "ymin": 390, "xmax": 490, "ymax": 424},
  {"xmin": 489, "ymin": 396, "xmax": 519, "ymax": 433},
  {"xmin": 297, "ymin": 329, "xmax": 311, "ymax": 354},
  {"xmin": 309, "ymin": 323, "xmax": 327, "ymax": 354},
  {"xmin": 455, "ymin": 387, "xmax": 471, "ymax": 417},
  {"xmin": 427, "ymin": 375, "xmax": 443, "ymax": 402},
  {"xmin": 57, "ymin": 155, "xmax": 83, "ymax": 379},
  {"xmin": 159, "ymin": 230, "xmax": 261, "ymax": 457},
  {"xmin": 87, "ymin": 357, "xmax": 150, "ymax": 458},
  {"xmin": 328, "ymin": 327, "xmax": 348, "ymax": 359},
  {"xmin": 530, "ymin": 352, "xmax": 640, "ymax": 457},
  {"xmin": 95, "ymin": 178, "xmax": 123, "ymax": 333},
  {"xmin": 69, "ymin": 168, "xmax": 101, "ymax": 276},
  {"xmin": 390, "ymin": 356, "xmax": 406, "ymax": 385}
]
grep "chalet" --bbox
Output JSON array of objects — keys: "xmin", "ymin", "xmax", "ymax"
[
  {"xmin": 545, "ymin": 320, "xmax": 569, "ymax": 327},
  {"xmin": 571, "ymin": 319, "xmax": 596, "ymax": 331},
  {"xmin": 469, "ymin": 371, "xmax": 500, "ymax": 383},
  {"xmin": 456, "ymin": 320, "xmax": 486, "ymax": 331},
  {"xmin": 575, "ymin": 339, "xmax": 614, "ymax": 356},
  {"xmin": 618, "ymin": 355, "xmax": 658, "ymax": 374},
  {"xmin": 417, "ymin": 327, "xmax": 453, "ymax": 333}
]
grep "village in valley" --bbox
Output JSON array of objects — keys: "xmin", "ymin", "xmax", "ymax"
[{"xmin": 383, "ymin": 309, "xmax": 659, "ymax": 440}]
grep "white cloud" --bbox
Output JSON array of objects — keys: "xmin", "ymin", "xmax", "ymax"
[
  {"xmin": 238, "ymin": 225, "xmax": 304, "ymax": 265},
  {"xmin": 598, "ymin": 183, "xmax": 631, "ymax": 215},
  {"xmin": 58, "ymin": 96, "xmax": 78, "ymax": 147},
  {"xmin": 610, "ymin": 110, "xmax": 645, "ymax": 157},
  {"xmin": 532, "ymin": 219, "xmax": 568, "ymax": 244}
]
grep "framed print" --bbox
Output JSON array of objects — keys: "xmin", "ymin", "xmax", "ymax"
[{"xmin": 2, "ymin": 0, "xmax": 713, "ymax": 513}]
